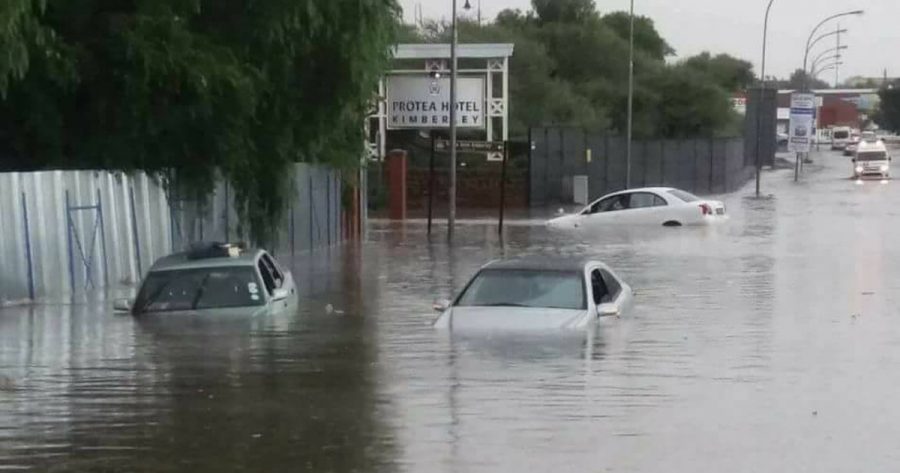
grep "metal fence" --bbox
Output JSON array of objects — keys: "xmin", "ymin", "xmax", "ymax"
[
  {"xmin": 529, "ymin": 127, "xmax": 752, "ymax": 206},
  {"xmin": 0, "ymin": 164, "xmax": 343, "ymax": 305}
]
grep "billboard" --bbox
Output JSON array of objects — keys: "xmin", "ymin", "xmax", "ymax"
[
  {"xmin": 788, "ymin": 93, "xmax": 815, "ymax": 153},
  {"xmin": 386, "ymin": 76, "xmax": 485, "ymax": 130}
]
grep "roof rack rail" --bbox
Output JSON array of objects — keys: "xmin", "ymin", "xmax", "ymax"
[{"xmin": 186, "ymin": 242, "xmax": 243, "ymax": 260}]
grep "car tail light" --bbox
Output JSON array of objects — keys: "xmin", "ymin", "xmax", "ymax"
[{"xmin": 699, "ymin": 203, "xmax": 712, "ymax": 216}]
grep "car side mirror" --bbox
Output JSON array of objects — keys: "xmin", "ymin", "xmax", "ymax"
[
  {"xmin": 851, "ymin": 158, "xmax": 856, "ymax": 163},
  {"xmin": 113, "ymin": 298, "xmax": 133, "ymax": 312},
  {"xmin": 272, "ymin": 288, "xmax": 290, "ymax": 302},
  {"xmin": 433, "ymin": 298, "xmax": 451, "ymax": 312},
  {"xmin": 597, "ymin": 302, "xmax": 619, "ymax": 317}
]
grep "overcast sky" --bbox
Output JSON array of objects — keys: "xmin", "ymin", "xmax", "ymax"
[{"xmin": 400, "ymin": 0, "xmax": 898, "ymax": 82}]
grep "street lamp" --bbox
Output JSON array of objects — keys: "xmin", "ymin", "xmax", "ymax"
[
  {"xmin": 755, "ymin": 0, "xmax": 776, "ymax": 197},
  {"xmin": 814, "ymin": 63, "xmax": 842, "ymax": 79},
  {"xmin": 807, "ymin": 28, "xmax": 847, "ymax": 56},
  {"xmin": 802, "ymin": 10, "xmax": 863, "ymax": 91},
  {"xmin": 448, "ymin": 0, "xmax": 472, "ymax": 238},
  {"xmin": 625, "ymin": 0, "xmax": 635, "ymax": 189},
  {"xmin": 811, "ymin": 45, "xmax": 848, "ymax": 70},
  {"xmin": 811, "ymin": 54, "xmax": 844, "ymax": 78}
]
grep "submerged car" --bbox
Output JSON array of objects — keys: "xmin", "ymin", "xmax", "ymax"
[
  {"xmin": 115, "ymin": 242, "xmax": 297, "ymax": 316},
  {"xmin": 852, "ymin": 139, "xmax": 892, "ymax": 179},
  {"xmin": 547, "ymin": 187, "xmax": 726, "ymax": 230},
  {"xmin": 433, "ymin": 257, "xmax": 633, "ymax": 331}
]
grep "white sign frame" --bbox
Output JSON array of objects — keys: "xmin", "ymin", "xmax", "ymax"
[
  {"xmin": 788, "ymin": 93, "xmax": 816, "ymax": 153},
  {"xmin": 386, "ymin": 75, "xmax": 485, "ymax": 130}
]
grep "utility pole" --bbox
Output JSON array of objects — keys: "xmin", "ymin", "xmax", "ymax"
[
  {"xmin": 448, "ymin": 0, "xmax": 459, "ymax": 238},
  {"xmin": 625, "ymin": 0, "xmax": 635, "ymax": 189},
  {"xmin": 835, "ymin": 24, "xmax": 841, "ymax": 87},
  {"xmin": 756, "ymin": 0, "xmax": 776, "ymax": 197}
]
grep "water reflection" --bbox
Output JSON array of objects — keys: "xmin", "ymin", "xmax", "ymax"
[{"xmin": 6, "ymin": 151, "xmax": 900, "ymax": 471}]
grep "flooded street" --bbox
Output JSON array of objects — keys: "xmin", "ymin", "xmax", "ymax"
[{"xmin": 5, "ymin": 149, "xmax": 900, "ymax": 472}]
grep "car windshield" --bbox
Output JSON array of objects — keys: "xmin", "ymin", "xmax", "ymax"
[
  {"xmin": 857, "ymin": 151, "xmax": 888, "ymax": 161},
  {"xmin": 134, "ymin": 266, "xmax": 265, "ymax": 313},
  {"xmin": 456, "ymin": 269, "xmax": 586, "ymax": 310},
  {"xmin": 667, "ymin": 189, "xmax": 700, "ymax": 202},
  {"xmin": 834, "ymin": 131, "xmax": 849, "ymax": 139}
]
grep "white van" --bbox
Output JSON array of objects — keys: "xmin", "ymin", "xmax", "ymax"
[
  {"xmin": 832, "ymin": 127, "xmax": 852, "ymax": 150},
  {"xmin": 852, "ymin": 139, "xmax": 891, "ymax": 179}
]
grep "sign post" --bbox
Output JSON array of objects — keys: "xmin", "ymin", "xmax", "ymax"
[
  {"xmin": 498, "ymin": 141, "xmax": 509, "ymax": 236},
  {"xmin": 788, "ymin": 93, "xmax": 816, "ymax": 182}
]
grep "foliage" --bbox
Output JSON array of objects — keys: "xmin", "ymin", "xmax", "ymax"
[
  {"xmin": 875, "ymin": 81, "xmax": 900, "ymax": 133},
  {"xmin": 403, "ymin": 0, "xmax": 746, "ymax": 139},
  {"xmin": 0, "ymin": 0, "xmax": 400, "ymax": 243},
  {"xmin": 531, "ymin": 0, "xmax": 597, "ymax": 24},
  {"xmin": 601, "ymin": 12, "xmax": 674, "ymax": 61},
  {"xmin": 682, "ymin": 53, "xmax": 755, "ymax": 92},
  {"xmin": 773, "ymin": 69, "xmax": 830, "ymax": 90}
]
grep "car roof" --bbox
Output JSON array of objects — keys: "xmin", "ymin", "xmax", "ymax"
[
  {"xmin": 858, "ymin": 140, "xmax": 888, "ymax": 152},
  {"xmin": 149, "ymin": 248, "xmax": 265, "ymax": 272},
  {"xmin": 481, "ymin": 256, "xmax": 602, "ymax": 272},
  {"xmin": 603, "ymin": 187, "xmax": 680, "ymax": 198}
]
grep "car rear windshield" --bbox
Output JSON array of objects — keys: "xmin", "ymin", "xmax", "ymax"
[
  {"xmin": 134, "ymin": 266, "xmax": 265, "ymax": 313},
  {"xmin": 857, "ymin": 151, "xmax": 888, "ymax": 161},
  {"xmin": 667, "ymin": 189, "xmax": 700, "ymax": 203},
  {"xmin": 833, "ymin": 131, "xmax": 850, "ymax": 139},
  {"xmin": 456, "ymin": 269, "xmax": 585, "ymax": 310}
]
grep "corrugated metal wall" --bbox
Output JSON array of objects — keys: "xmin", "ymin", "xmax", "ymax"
[
  {"xmin": 529, "ymin": 127, "xmax": 751, "ymax": 206},
  {"xmin": 0, "ymin": 164, "xmax": 343, "ymax": 305}
]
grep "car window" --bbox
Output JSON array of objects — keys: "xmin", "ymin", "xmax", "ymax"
[
  {"xmin": 629, "ymin": 192, "xmax": 667, "ymax": 209},
  {"xmin": 133, "ymin": 267, "xmax": 265, "ymax": 313},
  {"xmin": 590, "ymin": 269, "xmax": 612, "ymax": 304},
  {"xmin": 601, "ymin": 269, "xmax": 622, "ymax": 300},
  {"xmin": 667, "ymin": 189, "xmax": 699, "ymax": 203},
  {"xmin": 590, "ymin": 194, "xmax": 628, "ymax": 213},
  {"xmin": 456, "ymin": 269, "xmax": 586, "ymax": 310},
  {"xmin": 261, "ymin": 253, "xmax": 284, "ymax": 288},
  {"xmin": 833, "ymin": 130, "xmax": 849, "ymax": 139},
  {"xmin": 258, "ymin": 260, "xmax": 277, "ymax": 295}
]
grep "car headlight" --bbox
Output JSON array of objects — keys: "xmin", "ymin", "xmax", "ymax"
[
  {"xmin": 881, "ymin": 165, "xmax": 890, "ymax": 172},
  {"xmin": 856, "ymin": 166, "xmax": 864, "ymax": 173}
]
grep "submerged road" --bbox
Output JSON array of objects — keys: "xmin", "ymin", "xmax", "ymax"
[{"xmin": 3, "ymin": 148, "xmax": 900, "ymax": 472}]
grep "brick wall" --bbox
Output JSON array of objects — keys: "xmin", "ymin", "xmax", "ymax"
[{"xmin": 406, "ymin": 167, "xmax": 528, "ymax": 209}]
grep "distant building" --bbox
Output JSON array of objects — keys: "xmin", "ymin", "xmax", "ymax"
[{"xmin": 775, "ymin": 89, "xmax": 879, "ymax": 133}]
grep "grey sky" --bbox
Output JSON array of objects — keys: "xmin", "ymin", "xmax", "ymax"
[{"xmin": 400, "ymin": 0, "xmax": 898, "ymax": 82}]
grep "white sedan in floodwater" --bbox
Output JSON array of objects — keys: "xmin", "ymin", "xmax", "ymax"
[
  {"xmin": 547, "ymin": 187, "xmax": 726, "ymax": 229},
  {"xmin": 432, "ymin": 257, "xmax": 633, "ymax": 331}
]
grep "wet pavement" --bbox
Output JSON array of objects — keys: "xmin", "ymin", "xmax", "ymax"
[{"xmin": 4, "ymin": 149, "xmax": 900, "ymax": 471}]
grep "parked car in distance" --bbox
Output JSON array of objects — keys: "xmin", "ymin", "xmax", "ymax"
[
  {"xmin": 432, "ymin": 257, "xmax": 633, "ymax": 331},
  {"xmin": 114, "ymin": 242, "xmax": 297, "ymax": 316},
  {"xmin": 844, "ymin": 132, "xmax": 862, "ymax": 156},
  {"xmin": 546, "ymin": 187, "xmax": 726, "ymax": 230},
  {"xmin": 852, "ymin": 139, "xmax": 891, "ymax": 180},
  {"xmin": 832, "ymin": 126, "xmax": 852, "ymax": 150}
]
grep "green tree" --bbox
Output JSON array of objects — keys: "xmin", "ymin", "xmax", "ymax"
[
  {"xmin": 683, "ymin": 52, "xmax": 755, "ymax": 92},
  {"xmin": 601, "ymin": 12, "xmax": 674, "ymax": 61},
  {"xmin": 876, "ymin": 82, "xmax": 900, "ymax": 132},
  {"xmin": 0, "ymin": 0, "xmax": 400, "ymax": 242},
  {"xmin": 776, "ymin": 68, "xmax": 830, "ymax": 90},
  {"xmin": 531, "ymin": 0, "xmax": 597, "ymax": 24}
]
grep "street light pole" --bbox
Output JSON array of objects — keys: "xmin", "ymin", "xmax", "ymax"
[
  {"xmin": 448, "ymin": 0, "xmax": 459, "ymax": 238},
  {"xmin": 803, "ymin": 10, "xmax": 863, "ymax": 91},
  {"xmin": 625, "ymin": 0, "xmax": 635, "ymax": 189},
  {"xmin": 756, "ymin": 0, "xmax": 776, "ymax": 198}
]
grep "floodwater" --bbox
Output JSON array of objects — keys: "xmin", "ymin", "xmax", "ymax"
[{"xmin": 4, "ymin": 149, "xmax": 900, "ymax": 472}]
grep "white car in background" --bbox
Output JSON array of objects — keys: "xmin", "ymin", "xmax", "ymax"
[
  {"xmin": 432, "ymin": 257, "xmax": 633, "ymax": 331},
  {"xmin": 546, "ymin": 187, "xmax": 726, "ymax": 229}
]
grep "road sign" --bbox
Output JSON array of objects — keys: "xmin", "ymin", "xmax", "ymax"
[
  {"xmin": 788, "ymin": 93, "xmax": 815, "ymax": 153},
  {"xmin": 434, "ymin": 140, "xmax": 506, "ymax": 153}
]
